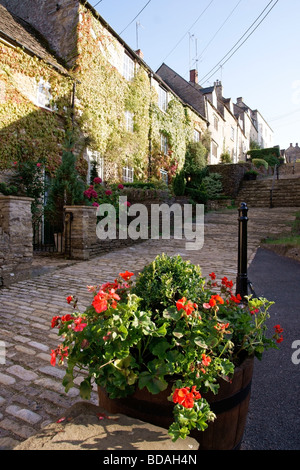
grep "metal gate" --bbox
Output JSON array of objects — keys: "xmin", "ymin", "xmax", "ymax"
[{"xmin": 32, "ymin": 210, "xmax": 73, "ymax": 257}]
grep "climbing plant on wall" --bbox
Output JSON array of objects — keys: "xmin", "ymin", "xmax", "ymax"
[{"xmin": 0, "ymin": 42, "xmax": 80, "ymax": 175}]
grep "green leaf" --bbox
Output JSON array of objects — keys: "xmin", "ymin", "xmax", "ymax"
[
  {"xmin": 194, "ymin": 337, "xmax": 208, "ymax": 348},
  {"xmin": 163, "ymin": 307, "xmax": 181, "ymax": 321},
  {"xmin": 151, "ymin": 340, "xmax": 170, "ymax": 359},
  {"xmin": 155, "ymin": 323, "xmax": 168, "ymax": 337},
  {"xmin": 62, "ymin": 373, "xmax": 74, "ymax": 393},
  {"xmin": 138, "ymin": 371, "xmax": 168, "ymax": 394},
  {"xmin": 79, "ymin": 379, "xmax": 91, "ymax": 400}
]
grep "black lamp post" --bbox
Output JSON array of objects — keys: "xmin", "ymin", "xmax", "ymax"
[{"xmin": 236, "ymin": 202, "xmax": 249, "ymax": 301}]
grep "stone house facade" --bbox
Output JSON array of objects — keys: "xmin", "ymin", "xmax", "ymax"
[
  {"xmin": 285, "ymin": 143, "xmax": 300, "ymax": 163},
  {"xmin": 0, "ymin": 0, "xmax": 208, "ymax": 185},
  {"xmin": 0, "ymin": 0, "xmax": 275, "ymax": 179},
  {"xmin": 156, "ymin": 64, "xmax": 274, "ymax": 164}
]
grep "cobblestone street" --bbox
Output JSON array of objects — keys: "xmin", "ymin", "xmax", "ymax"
[{"xmin": 0, "ymin": 206, "xmax": 297, "ymax": 449}]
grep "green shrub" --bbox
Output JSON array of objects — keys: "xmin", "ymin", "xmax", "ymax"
[
  {"xmin": 252, "ymin": 158, "xmax": 268, "ymax": 170},
  {"xmin": 0, "ymin": 182, "xmax": 19, "ymax": 196},
  {"xmin": 133, "ymin": 254, "xmax": 206, "ymax": 315},
  {"xmin": 202, "ymin": 173, "xmax": 223, "ymax": 199},
  {"xmin": 220, "ymin": 151, "xmax": 232, "ymax": 163},
  {"xmin": 247, "ymin": 147, "xmax": 281, "ymax": 167},
  {"xmin": 45, "ymin": 132, "xmax": 85, "ymax": 231},
  {"xmin": 172, "ymin": 170, "xmax": 186, "ymax": 196},
  {"xmin": 183, "ymin": 142, "xmax": 208, "ymax": 174},
  {"xmin": 185, "ymin": 187, "xmax": 208, "ymax": 204}
]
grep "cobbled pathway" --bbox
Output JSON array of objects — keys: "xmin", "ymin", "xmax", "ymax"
[{"xmin": 0, "ymin": 206, "xmax": 297, "ymax": 449}]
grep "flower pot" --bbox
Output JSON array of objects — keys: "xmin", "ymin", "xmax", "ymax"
[
  {"xmin": 98, "ymin": 355, "xmax": 254, "ymax": 450},
  {"xmin": 244, "ymin": 173, "xmax": 257, "ymax": 181}
]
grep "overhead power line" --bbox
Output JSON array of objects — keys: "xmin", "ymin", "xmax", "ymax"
[
  {"xmin": 161, "ymin": 0, "xmax": 215, "ymax": 64},
  {"xmin": 192, "ymin": 0, "xmax": 244, "ymax": 68},
  {"xmin": 92, "ymin": 0, "xmax": 103, "ymax": 8},
  {"xmin": 199, "ymin": 0, "xmax": 279, "ymax": 85},
  {"xmin": 119, "ymin": 0, "xmax": 152, "ymax": 35}
]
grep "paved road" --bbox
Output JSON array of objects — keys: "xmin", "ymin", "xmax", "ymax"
[
  {"xmin": 0, "ymin": 206, "xmax": 298, "ymax": 450},
  {"xmin": 242, "ymin": 247, "xmax": 300, "ymax": 450}
]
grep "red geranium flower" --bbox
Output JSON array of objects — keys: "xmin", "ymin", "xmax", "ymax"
[
  {"xmin": 172, "ymin": 387, "xmax": 194, "ymax": 408},
  {"xmin": 119, "ymin": 271, "xmax": 134, "ymax": 281}
]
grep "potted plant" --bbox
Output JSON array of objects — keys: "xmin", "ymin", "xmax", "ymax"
[
  {"xmin": 50, "ymin": 254, "xmax": 283, "ymax": 449},
  {"xmin": 244, "ymin": 169, "xmax": 258, "ymax": 180}
]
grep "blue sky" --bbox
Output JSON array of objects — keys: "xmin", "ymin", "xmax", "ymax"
[{"xmin": 90, "ymin": 0, "xmax": 300, "ymax": 150}]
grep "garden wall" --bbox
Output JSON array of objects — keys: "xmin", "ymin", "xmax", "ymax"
[
  {"xmin": 64, "ymin": 189, "xmax": 182, "ymax": 260},
  {"xmin": 208, "ymin": 163, "xmax": 251, "ymax": 198},
  {"xmin": 0, "ymin": 196, "xmax": 33, "ymax": 286}
]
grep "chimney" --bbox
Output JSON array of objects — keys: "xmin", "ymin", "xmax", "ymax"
[
  {"xmin": 237, "ymin": 97, "xmax": 243, "ymax": 105},
  {"xmin": 135, "ymin": 49, "xmax": 144, "ymax": 60},
  {"xmin": 189, "ymin": 69, "xmax": 198, "ymax": 85},
  {"xmin": 214, "ymin": 80, "xmax": 223, "ymax": 99}
]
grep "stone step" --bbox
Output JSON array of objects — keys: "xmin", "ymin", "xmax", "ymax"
[{"xmin": 235, "ymin": 177, "xmax": 300, "ymax": 207}]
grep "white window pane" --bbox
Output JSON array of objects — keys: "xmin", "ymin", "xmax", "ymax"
[
  {"xmin": 125, "ymin": 110, "xmax": 134, "ymax": 132},
  {"xmin": 158, "ymin": 87, "xmax": 168, "ymax": 111},
  {"xmin": 122, "ymin": 166, "xmax": 134, "ymax": 182},
  {"xmin": 123, "ymin": 54, "xmax": 135, "ymax": 80}
]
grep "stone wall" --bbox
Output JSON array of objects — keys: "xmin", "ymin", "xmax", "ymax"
[
  {"xmin": 208, "ymin": 163, "xmax": 251, "ymax": 198},
  {"xmin": 64, "ymin": 190, "xmax": 182, "ymax": 260},
  {"xmin": 64, "ymin": 204, "xmax": 148, "ymax": 261},
  {"xmin": 0, "ymin": 196, "xmax": 33, "ymax": 286}
]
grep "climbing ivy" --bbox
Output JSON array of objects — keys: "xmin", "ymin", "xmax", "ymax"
[
  {"xmin": 73, "ymin": 5, "xmax": 208, "ymax": 182},
  {"xmin": 0, "ymin": 4, "xmax": 208, "ymax": 186}
]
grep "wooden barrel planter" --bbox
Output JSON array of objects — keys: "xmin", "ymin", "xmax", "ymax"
[{"xmin": 98, "ymin": 355, "xmax": 254, "ymax": 450}]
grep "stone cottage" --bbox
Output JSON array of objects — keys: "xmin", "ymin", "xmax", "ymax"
[
  {"xmin": 0, "ymin": 0, "xmax": 209, "ymax": 185},
  {"xmin": 285, "ymin": 143, "xmax": 300, "ymax": 163}
]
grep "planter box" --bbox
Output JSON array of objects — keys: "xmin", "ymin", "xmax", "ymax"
[{"xmin": 98, "ymin": 356, "xmax": 254, "ymax": 450}]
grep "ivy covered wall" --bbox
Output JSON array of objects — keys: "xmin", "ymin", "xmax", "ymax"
[
  {"xmin": 72, "ymin": 4, "xmax": 208, "ymax": 182},
  {"xmin": 0, "ymin": 41, "xmax": 86, "ymax": 175},
  {"xmin": 0, "ymin": 2, "xmax": 208, "ymax": 184}
]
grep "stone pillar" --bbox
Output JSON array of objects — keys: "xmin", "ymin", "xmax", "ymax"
[
  {"xmin": 0, "ymin": 196, "xmax": 33, "ymax": 286},
  {"xmin": 64, "ymin": 205, "xmax": 97, "ymax": 260}
]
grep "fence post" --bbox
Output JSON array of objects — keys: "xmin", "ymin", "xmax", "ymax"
[{"xmin": 236, "ymin": 202, "xmax": 248, "ymax": 301}]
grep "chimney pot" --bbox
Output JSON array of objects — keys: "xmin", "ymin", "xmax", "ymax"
[
  {"xmin": 190, "ymin": 69, "xmax": 198, "ymax": 84},
  {"xmin": 135, "ymin": 49, "xmax": 144, "ymax": 59}
]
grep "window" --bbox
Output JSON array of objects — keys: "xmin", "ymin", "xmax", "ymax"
[
  {"xmin": 213, "ymin": 115, "xmax": 218, "ymax": 131},
  {"xmin": 231, "ymin": 126, "xmax": 235, "ymax": 141},
  {"xmin": 125, "ymin": 110, "xmax": 134, "ymax": 132},
  {"xmin": 36, "ymin": 79, "xmax": 52, "ymax": 109},
  {"xmin": 123, "ymin": 53, "xmax": 135, "ymax": 81},
  {"xmin": 212, "ymin": 141, "xmax": 218, "ymax": 159},
  {"xmin": 160, "ymin": 133, "xmax": 168, "ymax": 155},
  {"xmin": 86, "ymin": 148, "xmax": 104, "ymax": 183},
  {"xmin": 160, "ymin": 169, "xmax": 168, "ymax": 185},
  {"xmin": 122, "ymin": 166, "xmax": 134, "ymax": 182},
  {"xmin": 194, "ymin": 129, "xmax": 201, "ymax": 142},
  {"xmin": 158, "ymin": 86, "xmax": 168, "ymax": 112}
]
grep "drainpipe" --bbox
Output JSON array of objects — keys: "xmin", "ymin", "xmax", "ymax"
[
  {"xmin": 148, "ymin": 72, "xmax": 153, "ymax": 182},
  {"xmin": 71, "ymin": 80, "xmax": 76, "ymax": 129}
]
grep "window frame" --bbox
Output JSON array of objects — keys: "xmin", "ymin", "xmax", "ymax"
[
  {"xmin": 123, "ymin": 53, "xmax": 135, "ymax": 81},
  {"xmin": 122, "ymin": 165, "xmax": 134, "ymax": 183},
  {"xmin": 36, "ymin": 78, "xmax": 53, "ymax": 110},
  {"xmin": 86, "ymin": 148, "xmax": 104, "ymax": 183},
  {"xmin": 158, "ymin": 86, "xmax": 168, "ymax": 112},
  {"xmin": 160, "ymin": 168, "xmax": 168, "ymax": 185},
  {"xmin": 194, "ymin": 129, "xmax": 201, "ymax": 142},
  {"xmin": 160, "ymin": 133, "xmax": 168, "ymax": 155},
  {"xmin": 125, "ymin": 110, "xmax": 134, "ymax": 132}
]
